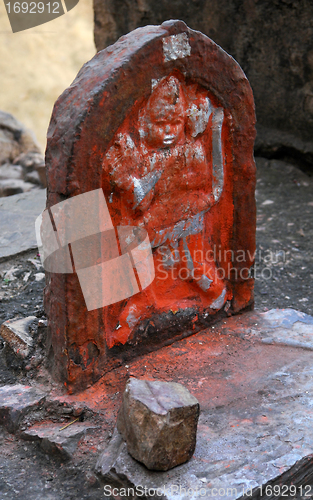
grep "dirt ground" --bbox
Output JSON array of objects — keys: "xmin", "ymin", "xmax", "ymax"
[
  {"xmin": 0, "ymin": 155, "xmax": 312, "ymax": 499},
  {"xmin": 253, "ymin": 156, "xmax": 313, "ymax": 317}
]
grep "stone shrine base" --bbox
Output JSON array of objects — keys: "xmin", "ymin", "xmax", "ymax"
[
  {"xmin": 1, "ymin": 307, "xmax": 313, "ymax": 498},
  {"xmin": 94, "ymin": 308, "xmax": 313, "ymax": 499}
]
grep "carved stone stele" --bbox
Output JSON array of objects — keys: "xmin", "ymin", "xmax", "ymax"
[{"xmin": 45, "ymin": 20, "xmax": 256, "ymax": 392}]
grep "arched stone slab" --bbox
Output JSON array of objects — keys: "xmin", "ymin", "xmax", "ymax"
[{"xmin": 44, "ymin": 20, "xmax": 256, "ymax": 392}]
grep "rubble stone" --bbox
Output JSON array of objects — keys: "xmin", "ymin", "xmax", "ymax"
[
  {"xmin": 13, "ymin": 151, "xmax": 44, "ymax": 171},
  {"xmin": 0, "ymin": 316, "xmax": 38, "ymax": 357},
  {"xmin": 0, "ymin": 110, "xmax": 41, "ymax": 166},
  {"xmin": 95, "ymin": 426, "xmax": 125, "ymax": 479},
  {"xmin": 0, "ymin": 178, "xmax": 34, "ymax": 197},
  {"xmin": 34, "ymin": 272, "xmax": 45, "ymax": 282},
  {"xmin": 94, "ymin": 309, "xmax": 313, "ymax": 499},
  {"xmin": 22, "ymin": 422, "xmax": 97, "ymax": 460},
  {"xmin": 0, "ymin": 129, "xmax": 20, "ymax": 164},
  {"xmin": 117, "ymin": 378, "xmax": 200, "ymax": 471},
  {"xmin": 13, "ymin": 151, "xmax": 46, "ymax": 187},
  {"xmin": 0, "ymin": 163, "xmax": 23, "ymax": 180},
  {"xmin": 0, "ymin": 109, "xmax": 25, "ymax": 134},
  {"xmin": 25, "ymin": 170, "xmax": 41, "ymax": 185},
  {"xmin": 0, "ymin": 111, "xmax": 44, "ymax": 197},
  {"xmin": 0, "ymin": 384, "xmax": 46, "ymax": 433}
]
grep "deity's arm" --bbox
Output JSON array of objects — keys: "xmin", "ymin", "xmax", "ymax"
[
  {"xmin": 102, "ymin": 133, "xmax": 143, "ymax": 210},
  {"xmin": 102, "ymin": 134, "xmax": 164, "ymax": 215}
]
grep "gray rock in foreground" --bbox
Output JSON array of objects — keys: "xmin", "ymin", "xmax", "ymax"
[
  {"xmin": 0, "ymin": 384, "xmax": 46, "ymax": 433},
  {"xmin": 117, "ymin": 378, "xmax": 200, "ymax": 471}
]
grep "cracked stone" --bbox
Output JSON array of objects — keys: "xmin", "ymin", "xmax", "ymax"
[
  {"xmin": 117, "ymin": 378, "xmax": 200, "ymax": 471},
  {"xmin": 22, "ymin": 422, "xmax": 97, "ymax": 460},
  {"xmin": 0, "ymin": 384, "xmax": 46, "ymax": 433},
  {"xmin": 0, "ymin": 316, "xmax": 37, "ymax": 357}
]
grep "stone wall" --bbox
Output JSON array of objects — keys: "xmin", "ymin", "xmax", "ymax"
[{"xmin": 93, "ymin": 0, "xmax": 313, "ymax": 148}]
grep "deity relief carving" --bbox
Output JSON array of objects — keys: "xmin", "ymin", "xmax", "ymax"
[
  {"xmin": 45, "ymin": 21, "xmax": 256, "ymax": 392},
  {"xmin": 102, "ymin": 72, "xmax": 228, "ymax": 348}
]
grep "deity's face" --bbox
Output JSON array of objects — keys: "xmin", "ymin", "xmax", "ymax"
[
  {"xmin": 143, "ymin": 103, "xmax": 185, "ymax": 149},
  {"xmin": 140, "ymin": 76, "xmax": 186, "ymax": 149}
]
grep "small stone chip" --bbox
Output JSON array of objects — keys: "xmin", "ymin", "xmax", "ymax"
[
  {"xmin": 117, "ymin": 378, "xmax": 200, "ymax": 471},
  {"xmin": 0, "ymin": 316, "xmax": 37, "ymax": 357},
  {"xmin": 34, "ymin": 272, "xmax": 45, "ymax": 282}
]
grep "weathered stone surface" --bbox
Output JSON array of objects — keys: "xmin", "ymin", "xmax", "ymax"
[
  {"xmin": 117, "ymin": 378, "xmax": 199, "ymax": 470},
  {"xmin": 22, "ymin": 422, "xmax": 97, "ymax": 460},
  {"xmin": 0, "ymin": 189, "xmax": 46, "ymax": 260},
  {"xmin": 44, "ymin": 20, "xmax": 255, "ymax": 392},
  {"xmin": 94, "ymin": 1, "xmax": 313, "ymax": 152},
  {"xmin": 0, "ymin": 384, "xmax": 46, "ymax": 433},
  {"xmin": 255, "ymin": 124, "xmax": 313, "ymax": 170},
  {"xmin": 248, "ymin": 308, "xmax": 313, "ymax": 350},
  {"xmin": 0, "ymin": 316, "xmax": 37, "ymax": 357}
]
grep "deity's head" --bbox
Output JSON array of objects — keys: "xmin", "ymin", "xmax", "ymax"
[{"xmin": 139, "ymin": 75, "xmax": 186, "ymax": 149}]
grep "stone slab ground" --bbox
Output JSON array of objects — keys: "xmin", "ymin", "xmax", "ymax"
[
  {"xmin": 0, "ymin": 155, "xmax": 312, "ymax": 498},
  {"xmin": 2, "ymin": 308, "xmax": 307, "ymax": 499},
  {"xmin": 1, "ymin": 308, "xmax": 313, "ymax": 498},
  {"xmin": 91, "ymin": 308, "xmax": 313, "ymax": 499}
]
